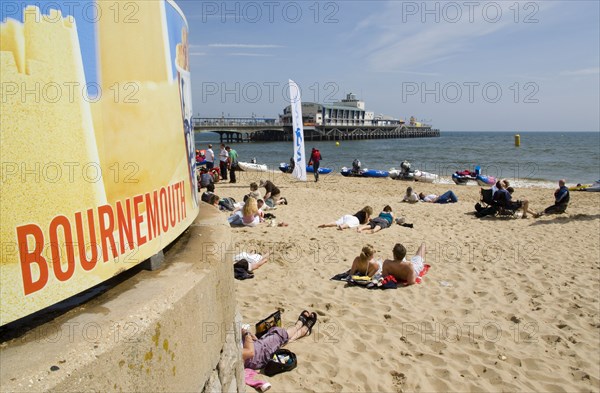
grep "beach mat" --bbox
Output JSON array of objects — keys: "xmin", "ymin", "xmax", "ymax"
[{"xmin": 330, "ymin": 264, "xmax": 431, "ymax": 288}]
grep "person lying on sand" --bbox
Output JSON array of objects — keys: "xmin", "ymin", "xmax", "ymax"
[
  {"xmin": 234, "ymin": 251, "xmax": 270, "ymax": 272},
  {"xmin": 418, "ymin": 191, "xmax": 458, "ymax": 204},
  {"xmin": 381, "ymin": 242, "xmax": 427, "ymax": 286},
  {"xmin": 356, "ymin": 205, "xmax": 394, "ymax": 234},
  {"xmin": 349, "ymin": 245, "xmax": 382, "ymax": 277},
  {"xmin": 242, "ymin": 310, "xmax": 317, "ymax": 370},
  {"xmin": 318, "ymin": 206, "xmax": 373, "ymax": 230}
]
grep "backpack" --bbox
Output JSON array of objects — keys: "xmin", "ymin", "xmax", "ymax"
[
  {"xmin": 219, "ymin": 197, "xmax": 236, "ymax": 211},
  {"xmin": 262, "ymin": 349, "xmax": 297, "ymax": 377},
  {"xmin": 201, "ymin": 191, "xmax": 214, "ymax": 203}
]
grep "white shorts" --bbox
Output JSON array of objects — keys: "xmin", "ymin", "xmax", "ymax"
[
  {"xmin": 335, "ymin": 215, "xmax": 360, "ymax": 228},
  {"xmin": 411, "ymin": 256, "xmax": 425, "ymax": 276}
]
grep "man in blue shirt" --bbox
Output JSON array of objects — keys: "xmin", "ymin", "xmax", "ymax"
[
  {"xmin": 536, "ymin": 179, "xmax": 570, "ymax": 217},
  {"xmin": 493, "ymin": 186, "xmax": 538, "ymax": 218}
]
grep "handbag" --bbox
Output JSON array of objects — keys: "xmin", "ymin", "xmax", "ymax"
[
  {"xmin": 254, "ymin": 310, "xmax": 282, "ymax": 339},
  {"xmin": 262, "ymin": 348, "xmax": 297, "ymax": 376}
]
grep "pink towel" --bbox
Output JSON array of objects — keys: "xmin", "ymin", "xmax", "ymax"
[
  {"xmin": 245, "ymin": 368, "xmax": 271, "ymax": 392},
  {"xmin": 414, "ymin": 264, "xmax": 431, "ymax": 284}
]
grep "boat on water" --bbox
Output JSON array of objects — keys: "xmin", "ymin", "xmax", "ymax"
[
  {"xmin": 279, "ymin": 163, "xmax": 332, "ymax": 174},
  {"xmin": 341, "ymin": 167, "xmax": 389, "ymax": 178},
  {"xmin": 389, "ymin": 161, "xmax": 437, "ymax": 183},
  {"xmin": 238, "ymin": 162, "xmax": 268, "ymax": 172}
]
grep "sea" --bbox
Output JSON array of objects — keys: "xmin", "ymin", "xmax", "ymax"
[{"xmin": 195, "ymin": 131, "xmax": 600, "ymax": 188}]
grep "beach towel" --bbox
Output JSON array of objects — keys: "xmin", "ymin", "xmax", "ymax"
[
  {"xmin": 330, "ymin": 264, "xmax": 431, "ymax": 288},
  {"xmin": 412, "ymin": 264, "xmax": 431, "ymax": 285},
  {"xmin": 244, "ymin": 368, "xmax": 271, "ymax": 392}
]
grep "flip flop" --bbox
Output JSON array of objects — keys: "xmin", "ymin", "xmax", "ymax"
[
  {"xmin": 297, "ymin": 310, "xmax": 310, "ymax": 326},
  {"xmin": 304, "ymin": 312, "xmax": 317, "ymax": 336}
]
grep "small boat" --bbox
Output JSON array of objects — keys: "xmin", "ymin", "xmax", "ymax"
[
  {"xmin": 238, "ymin": 161, "xmax": 268, "ymax": 172},
  {"xmin": 586, "ymin": 180, "xmax": 600, "ymax": 192},
  {"xmin": 278, "ymin": 163, "xmax": 332, "ymax": 174},
  {"xmin": 452, "ymin": 170, "xmax": 477, "ymax": 185},
  {"xmin": 476, "ymin": 174, "xmax": 496, "ymax": 187},
  {"xmin": 341, "ymin": 167, "xmax": 389, "ymax": 178},
  {"xmin": 413, "ymin": 170, "xmax": 438, "ymax": 183},
  {"xmin": 390, "ymin": 160, "xmax": 415, "ymax": 181}
]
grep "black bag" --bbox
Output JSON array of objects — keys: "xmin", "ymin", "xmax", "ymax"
[
  {"xmin": 262, "ymin": 348, "xmax": 297, "ymax": 376},
  {"xmin": 201, "ymin": 191, "xmax": 214, "ymax": 203},
  {"xmin": 255, "ymin": 310, "xmax": 282, "ymax": 339},
  {"xmin": 476, "ymin": 206, "xmax": 497, "ymax": 218}
]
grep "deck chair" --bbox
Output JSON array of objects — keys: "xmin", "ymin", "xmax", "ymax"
[{"xmin": 476, "ymin": 188, "xmax": 517, "ymax": 218}]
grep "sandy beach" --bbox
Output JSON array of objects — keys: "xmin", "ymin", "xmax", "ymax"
[{"xmin": 216, "ymin": 171, "xmax": 599, "ymax": 392}]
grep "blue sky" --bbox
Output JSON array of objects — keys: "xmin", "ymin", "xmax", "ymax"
[{"xmin": 178, "ymin": 0, "xmax": 599, "ymax": 131}]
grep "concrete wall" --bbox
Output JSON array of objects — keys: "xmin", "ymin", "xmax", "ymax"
[{"xmin": 0, "ymin": 207, "xmax": 244, "ymax": 393}]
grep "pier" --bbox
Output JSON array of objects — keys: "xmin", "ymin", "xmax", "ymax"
[{"xmin": 193, "ymin": 117, "xmax": 440, "ymax": 142}]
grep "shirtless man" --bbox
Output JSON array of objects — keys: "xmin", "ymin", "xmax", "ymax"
[{"xmin": 381, "ymin": 242, "xmax": 426, "ymax": 285}]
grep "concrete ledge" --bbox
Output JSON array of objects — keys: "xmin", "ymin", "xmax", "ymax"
[{"xmin": 0, "ymin": 206, "xmax": 243, "ymax": 393}]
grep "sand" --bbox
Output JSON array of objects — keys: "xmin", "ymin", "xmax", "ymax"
[{"xmin": 215, "ymin": 171, "xmax": 599, "ymax": 392}]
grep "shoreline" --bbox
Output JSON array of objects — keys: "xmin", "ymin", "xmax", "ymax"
[{"xmin": 220, "ymin": 171, "xmax": 600, "ymax": 392}]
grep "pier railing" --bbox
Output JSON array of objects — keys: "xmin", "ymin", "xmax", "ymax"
[{"xmin": 192, "ymin": 117, "xmax": 440, "ymax": 142}]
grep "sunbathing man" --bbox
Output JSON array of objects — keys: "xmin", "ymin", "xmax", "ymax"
[
  {"xmin": 381, "ymin": 242, "xmax": 426, "ymax": 286},
  {"xmin": 243, "ymin": 310, "xmax": 317, "ymax": 370},
  {"xmin": 418, "ymin": 190, "xmax": 458, "ymax": 204},
  {"xmin": 356, "ymin": 205, "xmax": 394, "ymax": 234}
]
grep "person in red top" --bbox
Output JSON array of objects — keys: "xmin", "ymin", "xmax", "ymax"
[{"xmin": 309, "ymin": 147, "xmax": 322, "ymax": 182}]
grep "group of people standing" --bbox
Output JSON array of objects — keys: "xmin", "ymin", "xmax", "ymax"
[{"xmin": 198, "ymin": 143, "xmax": 239, "ymax": 183}]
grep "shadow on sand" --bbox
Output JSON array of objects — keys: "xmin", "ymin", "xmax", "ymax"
[{"xmin": 529, "ymin": 213, "xmax": 600, "ymax": 226}]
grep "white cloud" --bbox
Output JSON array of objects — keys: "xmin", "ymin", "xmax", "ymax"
[
  {"xmin": 560, "ymin": 67, "xmax": 600, "ymax": 76},
  {"xmin": 360, "ymin": 1, "xmax": 556, "ymax": 71}
]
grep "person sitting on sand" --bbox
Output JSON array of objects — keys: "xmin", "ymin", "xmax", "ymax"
[
  {"xmin": 418, "ymin": 190, "xmax": 458, "ymax": 204},
  {"xmin": 535, "ymin": 179, "xmax": 570, "ymax": 217},
  {"xmin": 228, "ymin": 197, "xmax": 261, "ymax": 227},
  {"xmin": 244, "ymin": 182, "xmax": 262, "ymax": 202},
  {"xmin": 243, "ymin": 310, "xmax": 317, "ymax": 370},
  {"xmin": 260, "ymin": 179, "xmax": 287, "ymax": 205},
  {"xmin": 357, "ymin": 205, "xmax": 394, "ymax": 234},
  {"xmin": 494, "ymin": 187, "xmax": 538, "ymax": 218},
  {"xmin": 402, "ymin": 187, "xmax": 419, "ymax": 203},
  {"xmin": 198, "ymin": 168, "xmax": 215, "ymax": 192},
  {"xmin": 349, "ymin": 245, "xmax": 382, "ymax": 277},
  {"xmin": 381, "ymin": 242, "xmax": 427, "ymax": 286},
  {"xmin": 318, "ymin": 206, "xmax": 373, "ymax": 230},
  {"xmin": 233, "ymin": 198, "xmax": 267, "ymax": 222}
]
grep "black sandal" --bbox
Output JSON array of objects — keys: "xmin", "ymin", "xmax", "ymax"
[
  {"xmin": 304, "ymin": 312, "xmax": 317, "ymax": 336},
  {"xmin": 297, "ymin": 310, "xmax": 310, "ymax": 326}
]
